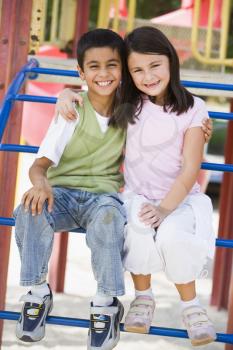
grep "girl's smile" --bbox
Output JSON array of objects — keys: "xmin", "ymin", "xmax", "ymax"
[{"xmin": 127, "ymin": 52, "xmax": 170, "ymax": 105}]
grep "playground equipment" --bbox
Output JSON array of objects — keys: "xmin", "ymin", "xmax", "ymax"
[
  {"xmin": 1, "ymin": 59, "xmax": 233, "ymax": 345},
  {"xmin": 149, "ymin": 0, "xmax": 232, "ymax": 66}
]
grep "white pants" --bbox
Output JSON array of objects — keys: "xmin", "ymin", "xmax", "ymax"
[{"xmin": 122, "ymin": 190, "xmax": 215, "ymax": 284}]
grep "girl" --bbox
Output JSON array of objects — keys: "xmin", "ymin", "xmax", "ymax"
[
  {"xmin": 56, "ymin": 27, "xmax": 215, "ymax": 346},
  {"xmin": 119, "ymin": 26, "xmax": 216, "ymax": 346}
]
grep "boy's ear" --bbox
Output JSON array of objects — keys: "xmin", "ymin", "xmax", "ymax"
[{"xmin": 77, "ymin": 65, "xmax": 85, "ymax": 81}]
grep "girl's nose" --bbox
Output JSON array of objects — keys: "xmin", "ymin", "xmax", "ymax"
[{"xmin": 144, "ymin": 71, "xmax": 154, "ymax": 83}]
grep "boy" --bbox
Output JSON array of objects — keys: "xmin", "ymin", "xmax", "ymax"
[{"xmin": 14, "ymin": 29, "xmax": 127, "ymax": 350}]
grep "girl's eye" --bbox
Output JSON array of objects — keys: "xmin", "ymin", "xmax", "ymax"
[
  {"xmin": 108, "ymin": 64, "xmax": 117, "ymax": 68},
  {"xmin": 151, "ymin": 65, "xmax": 160, "ymax": 68},
  {"xmin": 133, "ymin": 69, "xmax": 142, "ymax": 73},
  {"xmin": 90, "ymin": 66, "xmax": 98, "ymax": 69}
]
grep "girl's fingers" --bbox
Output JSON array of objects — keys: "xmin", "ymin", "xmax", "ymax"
[
  {"xmin": 139, "ymin": 204, "xmax": 155, "ymax": 215},
  {"xmin": 59, "ymin": 104, "xmax": 76, "ymax": 121},
  {"xmin": 74, "ymin": 94, "xmax": 84, "ymax": 106},
  {"xmin": 152, "ymin": 220, "xmax": 161, "ymax": 228},
  {"xmin": 140, "ymin": 211, "xmax": 156, "ymax": 221}
]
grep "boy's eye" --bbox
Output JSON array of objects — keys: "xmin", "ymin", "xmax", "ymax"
[
  {"xmin": 133, "ymin": 69, "xmax": 142, "ymax": 73},
  {"xmin": 108, "ymin": 63, "xmax": 117, "ymax": 67},
  {"xmin": 151, "ymin": 64, "xmax": 160, "ymax": 68},
  {"xmin": 90, "ymin": 65, "xmax": 98, "ymax": 69}
]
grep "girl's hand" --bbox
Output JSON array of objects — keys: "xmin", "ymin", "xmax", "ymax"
[
  {"xmin": 55, "ymin": 88, "xmax": 84, "ymax": 121},
  {"xmin": 139, "ymin": 203, "xmax": 172, "ymax": 228},
  {"xmin": 202, "ymin": 118, "xmax": 213, "ymax": 143},
  {"xmin": 21, "ymin": 184, "xmax": 54, "ymax": 216}
]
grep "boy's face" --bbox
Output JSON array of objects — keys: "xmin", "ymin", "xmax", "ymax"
[{"xmin": 78, "ymin": 47, "xmax": 122, "ymax": 98}]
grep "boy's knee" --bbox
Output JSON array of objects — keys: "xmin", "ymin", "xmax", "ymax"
[{"xmin": 88, "ymin": 205, "xmax": 125, "ymax": 248}]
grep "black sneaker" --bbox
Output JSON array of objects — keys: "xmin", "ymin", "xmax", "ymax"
[
  {"xmin": 88, "ymin": 297, "xmax": 124, "ymax": 350},
  {"xmin": 16, "ymin": 285, "xmax": 53, "ymax": 342}
]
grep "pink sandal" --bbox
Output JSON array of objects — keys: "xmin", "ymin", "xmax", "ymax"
[{"xmin": 124, "ymin": 295, "xmax": 155, "ymax": 333}]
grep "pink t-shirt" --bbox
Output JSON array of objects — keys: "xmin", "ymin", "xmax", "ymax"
[{"xmin": 124, "ymin": 96, "xmax": 208, "ymax": 200}]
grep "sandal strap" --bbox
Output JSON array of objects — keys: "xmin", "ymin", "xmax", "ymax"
[
  {"xmin": 131, "ymin": 298, "xmax": 155, "ymax": 308},
  {"xmin": 183, "ymin": 306, "xmax": 213, "ymax": 328},
  {"xmin": 127, "ymin": 297, "xmax": 155, "ymax": 316}
]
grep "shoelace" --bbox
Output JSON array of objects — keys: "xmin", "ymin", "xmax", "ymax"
[
  {"xmin": 20, "ymin": 293, "xmax": 45, "ymax": 320},
  {"xmin": 25, "ymin": 304, "xmax": 43, "ymax": 319}
]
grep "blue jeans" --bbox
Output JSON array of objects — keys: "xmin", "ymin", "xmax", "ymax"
[{"xmin": 14, "ymin": 187, "xmax": 126, "ymax": 296}]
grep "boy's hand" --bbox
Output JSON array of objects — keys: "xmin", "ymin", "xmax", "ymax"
[
  {"xmin": 202, "ymin": 118, "xmax": 213, "ymax": 143},
  {"xmin": 21, "ymin": 183, "xmax": 54, "ymax": 216},
  {"xmin": 139, "ymin": 203, "xmax": 172, "ymax": 228},
  {"xmin": 55, "ymin": 88, "xmax": 84, "ymax": 121}
]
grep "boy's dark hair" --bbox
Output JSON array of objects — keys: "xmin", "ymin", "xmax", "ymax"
[
  {"xmin": 76, "ymin": 28, "xmax": 127, "ymax": 129},
  {"xmin": 117, "ymin": 26, "xmax": 194, "ymax": 126},
  {"xmin": 77, "ymin": 28, "xmax": 125, "ymax": 69}
]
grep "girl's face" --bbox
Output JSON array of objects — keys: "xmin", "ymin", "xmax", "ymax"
[{"xmin": 127, "ymin": 52, "xmax": 170, "ymax": 105}]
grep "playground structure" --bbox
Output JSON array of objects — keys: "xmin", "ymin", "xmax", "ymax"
[{"xmin": 0, "ymin": 0, "xmax": 233, "ymax": 349}]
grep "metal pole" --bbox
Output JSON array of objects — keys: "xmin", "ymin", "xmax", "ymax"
[
  {"xmin": 224, "ymin": 100, "xmax": 233, "ymax": 350},
  {"xmin": 211, "ymin": 100, "xmax": 233, "ymax": 310},
  {"xmin": 71, "ymin": 0, "xmax": 90, "ymax": 58},
  {"xmin": 49, "ymin": 0, "xmax": 90, "ymax": 293},
  {"xmin": 0, "ymin": 0, "xmax": 32, "ymax": 344}
]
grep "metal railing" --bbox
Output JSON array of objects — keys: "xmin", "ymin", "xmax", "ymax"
[{"xmin": 192, "ymin": 0, "xmax": 233, "ymax": 66}]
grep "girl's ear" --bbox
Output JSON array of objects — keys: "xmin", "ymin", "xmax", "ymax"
[{"xmin": 77, "ymin": 65, "xmax": 85, "ymax": 81}]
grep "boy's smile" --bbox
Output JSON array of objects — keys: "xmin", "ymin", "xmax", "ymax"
[{"xmin": 79, "ymin": 47, "xmax": 122, "ymax": 100}]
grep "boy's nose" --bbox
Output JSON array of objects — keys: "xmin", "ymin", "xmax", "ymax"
[{"xmin": 98, "ymin": 69, "xmax": 108, "ymax": 77}]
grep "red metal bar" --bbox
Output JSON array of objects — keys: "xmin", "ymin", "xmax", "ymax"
[
  {"xmin": 211, "ymin": 101, "xmax": 233, "ymax": 310},
  {"xmin": 72, "ymin": 0, "xmax": 90, "ymax": 57},
  {"xmin": 48, "ymin": 233, "xmax": 69, "ymax": 292},
  {"xmin": 0, "ymin": 0, "xmax": 32, "ymax": 345}
]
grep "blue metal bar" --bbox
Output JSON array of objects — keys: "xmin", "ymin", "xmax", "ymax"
[
  {"xmin": 14, "ymin": 94, "xmax": 57, "ymax": 104},
  {"xmin": 201, "ymin": 162, "xmax": 233, "ymax": 172},
  {"xmin": 1, "ymin": 141, "xmax": 233, "ymax": 173},
  {"xmin": 182, "ymin": 80, "xmax": 233, "ymax": 91},
  {"xmin": 12, "ymin": 93, "xmax": 233, "ymax": 121},
  {"xmin": 0, "ymin": 59, "xmax": 39, "ymax": 142},
  {"xmin": 217, "ymin": 239, "xmax": 233, "ymax": 248},
  {"xmin": 0, "ymin": 216, "xmax": 232, "ymax": 248},
  {"xmin": 0, "ymin": 144, "xmax": 39, "ymax": 153},
  {"xmin": 208, "ymin": 111, "xmax": 233, "ymax": 120},
  {"xmin": 23, "ymin": 65, "xmax": 233, "ymax": 93},
  {"xmin": 0, "ymin": 218, "xmax": 15, "ymax": 226},
  {"xmin": 0, "ymin": 311, "xmax": 231, "ymax": 343},
  {"xmin": 26, "ymin": 67, "xmax": 79, "ymax": 77}
]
